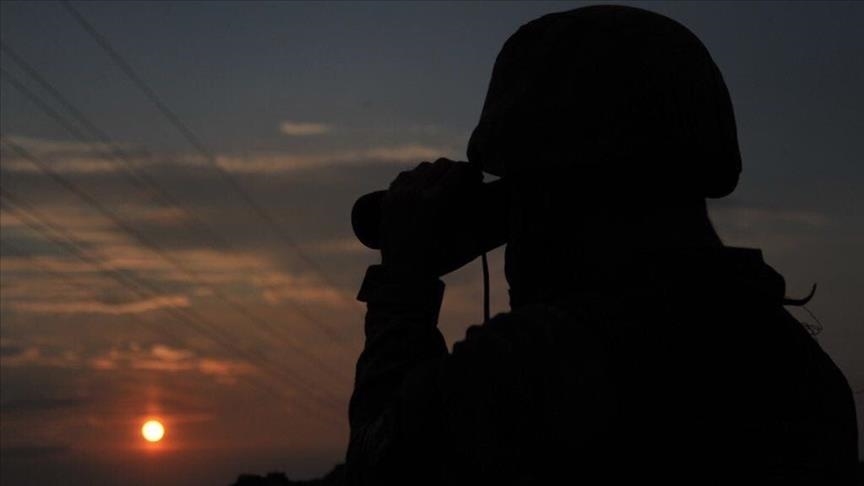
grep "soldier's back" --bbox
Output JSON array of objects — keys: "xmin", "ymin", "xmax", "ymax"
[{"xmin": 440, "ymin": 247, "xmax": 857, "ymax": 484}]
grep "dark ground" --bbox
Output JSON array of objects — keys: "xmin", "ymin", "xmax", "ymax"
[
  {"xmin": 232, "ymin": 464, "xmax": 344, "ymax": 486},
  {"xmin": 232, "ymin": 462, "xmax": 864, "ymax": 485}
]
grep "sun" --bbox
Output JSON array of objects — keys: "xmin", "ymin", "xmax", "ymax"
[{"xmin": 141, "ymin": 419, "xmax": 165, "ymax": 442}]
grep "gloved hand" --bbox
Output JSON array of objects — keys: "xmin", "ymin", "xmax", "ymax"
[{"xmin": 380, "ymin": 158, "xmax": 485, "ymax": 279}]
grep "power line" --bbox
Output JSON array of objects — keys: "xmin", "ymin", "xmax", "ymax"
[
  {"xmin": 0, "ymin": 59, "xmax": 226, "ymax": 246},
  {"xmin": 0, "ymin": 186, "xmax": 349, "ymax": 423},
  {"xmin": 59, "ymin": 0, "xmax": 356, "ymax": 308},
  {"xmin": 0, "ymin": 60, "xmax": 352, "ymax": 352},
  {"xmin": 0, "ymin": 190, "xmax": 346, "ymax": 425},
  {"xmin": 0, "ymin": 171, "xmax": 348, "ymax": 418},
  {"xmin": 3, "ymin": 3, "xmax": 357, "ymax": 425},
  {"xmin": 0, "ymin": 238, "xmax": 189, "ymax": 347},
  {"xmin": 0, "ymin": 56, "xmax": 350, "ymax": 347},
  {"xmin": 0, "ymin": 136, "xmax": 351, "ymax": 385},
  {"xmin": 0, "ymin": 181, "xmax": 346, "ymax": 422},
  {"xmin": 1, "ymin": 44, "xmax": 220, "ymax": 241},
  {"xmin": 0, "ymin": 65, "xmax": 92, "ymax": 144},
  {"xmin": 0, "ymin": 194, "xmax": 267, "ymax": 381}
]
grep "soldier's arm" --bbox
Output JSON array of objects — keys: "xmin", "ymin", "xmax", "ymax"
[
  {"xmin": 345, "ymin": 264, "xmax": 449, "ymax": 486},
  {"xmin": 345, "ymin": 158, "xmax": 502, "ymax": 485}
]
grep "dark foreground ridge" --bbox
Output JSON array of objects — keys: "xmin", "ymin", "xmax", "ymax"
[
  {"xmin": 232, "ymin": 462, "xmax": 864, "ymax": 484},
  {"xmin": 232, "ymin": 464, "xmax": 345, "ymax": 486},
  {"xmin": 232, "ymin": 462, "xmax": 864, "ymax": 485}
]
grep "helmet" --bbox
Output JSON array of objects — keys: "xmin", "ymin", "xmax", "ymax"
[{"xmin": 467, "ymin": 5, "xmax": 741, "ymax": 198}]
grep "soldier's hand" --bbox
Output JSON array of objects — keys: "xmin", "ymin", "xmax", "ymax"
[{"xmin": 380, "ymin": 158, "xmax": 484, "ymax": 279}]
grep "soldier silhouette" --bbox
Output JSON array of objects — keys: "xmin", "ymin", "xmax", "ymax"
[{"xmin": 346, "ymin": 6, "xmax": 858, "ymax": 484}]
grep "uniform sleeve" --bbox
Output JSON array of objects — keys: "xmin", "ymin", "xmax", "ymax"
[
  {"xmin": 345, "ymin": 264, "xmax": 449, "ymax": 486},
  {"xmin": 345, "ymin": 266, "xmax": 557, "ymax": 486}
]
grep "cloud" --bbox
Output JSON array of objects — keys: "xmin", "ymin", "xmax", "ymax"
[
  {"xmin": 305, "ymin": 237, "xmax": 368, "ymax": 256},
  {"xmin": 710, "ymin": 204, "xmax": 830, "ymax": 229},
  {"xmin": 137, "ymin": 207, "xmax": 192, "ymax": 226},
  {"xmin": 252, "ymin": 271, "xmax": 345, "ymax": 306},
  {"xmin": 1, "ymin": 228, "xmax": 354, "ymax": 317},
  {"xmin": 90, "ymin": 344, "xmax": 255, "ymax": 382},
  {"xmin": 1, "ymin": 156, "xmax": 118, "ymax": 174},
  {"xmin": 197, "ymin": 358, "xmax": 247, "ymax": 378},
  {"xmin": 9, "ymin": 295, "xmax": 190, "ymax": 316},
  {"xmin": 1, "ymin": 203, "xmax": 136, "ymax": 256},
  {"xmin": 1, "ymin": 133, "xmax": 451, "ymax": 175},
  {"xmin": 279, "ymin": 121, "xmax": 332, "ymax": 136},
  {"xmin": 0, "ymin": 346, "xmax": 78, "ymax": 368},
  {"xmin": 0, "ymin": 342, "xmax": 255, "ymax": 383},
  {"xmin": 708, "ymin": 202, "xmax": 833, "ymax": 251},
  {"xmin": 1, "ymin": 255, "xmax": 107, "ymax": 276},
  {"xmin": 0, "ymin": 134, "xmax": 144, "ymax": 174},
  {"xmin": 213, "ymin": 144, "xmax": 449, "ymax": 174},
  {"xmin": 151, "ymin": 344, "xmax": 194, "ymax": 362},
  {"xmin": 0, "ymin": 134, "xmax": 120, "ymax": 158}
]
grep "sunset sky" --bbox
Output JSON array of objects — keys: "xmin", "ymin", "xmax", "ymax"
[{"xmin": 1, "ymin": 2, "xmax": 862, "ymax": 484}]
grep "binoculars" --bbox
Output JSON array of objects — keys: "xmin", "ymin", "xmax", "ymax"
[{"xmin": 351, "ymin": 174, "xmax": 509, "ymax": 254}]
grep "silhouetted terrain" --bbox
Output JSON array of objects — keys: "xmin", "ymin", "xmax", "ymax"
[
  {"xmin": 233, "ymin": 462, "xmax": 864, "ymax": 484},
  {"xmin": 232, "ymin": 464, "xmax": 344, "ymax": 486}
]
